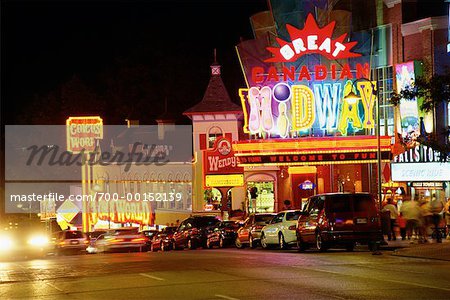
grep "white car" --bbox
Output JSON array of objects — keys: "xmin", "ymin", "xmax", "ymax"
[{"xmin": 260, "ymin": 210, "xmax": 304, "ymax": 249}]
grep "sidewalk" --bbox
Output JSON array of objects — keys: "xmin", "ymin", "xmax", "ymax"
[{"xmin": 381, "ymin": 236, "xmax": 450, "ymax": 261}]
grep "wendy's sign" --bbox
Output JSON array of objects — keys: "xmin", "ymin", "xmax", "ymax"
[
  {"xmin": 265, "ymin": 14, "xmax": 361, "ymax": 62},
  {"xmin": 203, "ymin": 137, "xmax": 243, "ymax": 175},
  {"xmin": 240, "ymin": 14, "xmax": 375, "ymax": 138}
]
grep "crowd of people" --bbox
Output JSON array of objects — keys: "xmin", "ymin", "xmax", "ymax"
[{"xmin": 381, "ymin": 194, "xmax": 450, "ymax": 243}]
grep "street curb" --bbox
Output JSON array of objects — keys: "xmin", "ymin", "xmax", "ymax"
[{"xmin": 390, "ymin": 252, "xmax": 450, "ymax": 262}]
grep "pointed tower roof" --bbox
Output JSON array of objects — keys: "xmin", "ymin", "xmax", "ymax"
[{"xmin": 184, "ymin": 51, "xmax": 242, "ymax": 116}]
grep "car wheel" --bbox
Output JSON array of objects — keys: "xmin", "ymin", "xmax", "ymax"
[
  {"xmin": 345, "ymin": 243, "xmax": 355, "ymax": 252},
  {"xmin": 172, "ymin": 240, "xmax": 181, "ymax": 250},
  {"xmin": 187, "ymin": 239, "xmax": 196, "ymax": 250},
  {"xmin": 219, "ymin": 236, "xmax": 224, "ymax": 248},
  {"xmin": 249, "ymin": 235, "xmax": 257, "ymax": 249},
  {"xmin": 279, "ymin": 233, "xmax": 287, "ymax": 250},
  {"xmin": 260, "ymin": 233, "xmax": 269, "ymax": 249},
  {"xmin": 235, "ymin": 237, "xmax": 243, "ymax": 249},
  {"xmin": 297, "ymin": 235, "xmax": 308, "ymax": 252},
  {"xmin": 316, "ymin": 232, "xmax": 328, "ymax": 252}
]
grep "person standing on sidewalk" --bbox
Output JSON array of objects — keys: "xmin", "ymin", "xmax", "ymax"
[
  {"xmin": 382, "ymin": 198, "xmax": 398, "ymax": 241},
  {"xmin": 429, "ymin": 193, "xmax": 445, "ymax": 242}
]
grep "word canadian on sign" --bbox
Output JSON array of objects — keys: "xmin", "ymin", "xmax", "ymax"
[{"xmin": 66, "ymin": 116, "xmax": 103, "ymax": 153}]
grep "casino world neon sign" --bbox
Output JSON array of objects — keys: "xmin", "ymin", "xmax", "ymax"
[{"xmin": 239, "ymin": 14, "xmax": 377, "ymax": 138}]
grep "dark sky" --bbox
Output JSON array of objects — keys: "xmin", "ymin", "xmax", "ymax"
[{"xmin": 1, "ymin": 0, "xmax": 269, "ymax": 124}]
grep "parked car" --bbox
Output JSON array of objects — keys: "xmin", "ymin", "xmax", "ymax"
[
  {"xmin": 50, "ymin": 230, "xmax": 89, "ymax": 255},
  {"xmin": 260, "ymin": 210, "xmax": 305, "ymax": 249},
  {"xmin": 206, "ymin": 220, "xmax": 240, "ymax": 249},
  {"xmin": 141, "ymin": 229, "xmax": 159, "ymax": 252},
  {"xmin": 172, "ymin": 215, "xmax": 221, "ymax": 250},
  {"xmin": 89, "ymin": 228, "xmax": 148, "ymax": 253},
  {"xmin": 296, "ymin": 192, "xmax": 383, "ymax": 252},
  {"xmin": 235, "ymin": 213, "xmax": 276, "ymax": 249},
  {"xmin": 150, "ymin": 226, "xmax": 177, "ymax": 252}
]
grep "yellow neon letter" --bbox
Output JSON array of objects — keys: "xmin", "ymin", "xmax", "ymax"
[{"xmin": 291, "ymin": 85, "xmax": 315, "ymax": 131}]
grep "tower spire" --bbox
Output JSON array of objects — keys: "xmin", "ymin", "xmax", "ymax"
[{"xmin": 211, "ymin": 48, "xmax": 220, "ymax": 75}]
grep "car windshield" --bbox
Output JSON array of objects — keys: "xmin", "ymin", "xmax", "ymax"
[
  {"xmin": 193, "ymin": 217, "xmax": 220, "ymax": 227},
  {"xmin": 255, "ymin": 215, "xmax": 274, "ymax": 224},
  {"xmin": 221, "ymin": 221, "xmax": 239, "ymax": 228},
  {"xmin": 65, "ymin": 231, "xmax": 84, "ymax": 239},
  {"xmin": 286, "ymin": 211, "xmax": 303, "ymax": 221},
  {"xmin": 142, "ymin": 231, "xmax": 158, "ymax": 237}
]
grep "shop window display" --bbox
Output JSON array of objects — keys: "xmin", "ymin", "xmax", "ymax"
[{"xmin": 248, "ymin": 181, "xmax": 275, "ymax": 213}]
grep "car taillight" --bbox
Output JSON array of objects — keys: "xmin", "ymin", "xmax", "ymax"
[{"xmin": 288, "ymin": 225, "xmax": 296, "ymax": 231}]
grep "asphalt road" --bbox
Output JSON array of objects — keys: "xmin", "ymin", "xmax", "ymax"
[{"xmin": 1, "ymin": 246, "xmax": 450, "ymax": 300}]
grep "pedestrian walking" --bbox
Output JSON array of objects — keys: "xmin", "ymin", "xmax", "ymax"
[
  {"xmin": 382, "ymin": 198, "xmax": 398, "ymax": 241},
  {"xmin": 381, "ymin": 210, "xmax": 391, "ymax": 241},
  {"xmin": 418, "ymin": 200, "xmax": 430, "ymax": 243},
  {"xmin": 429, "ymin": 193, "xmax": 445, "ymax": 242},
  {"xmin": 400, "ymin": 197, "xmax": 421, "ymax": 242},
  {"xmin": 397, "ymin": 212, "xmax": 407, "ymax": 240},
  {"xmin": 445, "ymin": 198, "xmax": 450, "ymax": 240}
]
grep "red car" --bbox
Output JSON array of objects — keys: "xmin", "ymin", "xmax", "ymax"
[{"xmin": 150, "ymin": 226, "xmax": 177, "ymax": 252}]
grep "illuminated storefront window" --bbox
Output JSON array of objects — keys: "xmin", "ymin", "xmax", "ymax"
[
  {"xmin": 248, "ymin": 181, "xmax": 275, "ymax": 213},
  {"xmin": 204, "ymin": 187, "xmax": 222, "ymax": 210}
]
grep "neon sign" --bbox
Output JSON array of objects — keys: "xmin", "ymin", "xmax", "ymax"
[
  {"xmin": 265, "ymin": 14, "xmax": 361, "ymax": 62},
  {"xmin": 239, "ymin": 80, "xmax": 377, "ymax": 137},
  {"xmin": 240, "ymin": 14, "xmax": 377, "ymax": 138},
  {"xmin": 66, "ymin": 116, "xmax": 103, "ymax": 153},
  {"xmin": 89, "ymin": 200, "xmax": 153, "ymax": 225}
]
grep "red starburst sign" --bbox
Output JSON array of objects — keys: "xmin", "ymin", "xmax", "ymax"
[{"xmin": 265, "ymin": 14, "xmax": 361, "ymax": 62}]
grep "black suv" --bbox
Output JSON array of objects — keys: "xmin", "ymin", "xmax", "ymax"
[{"xmin": 172, "ymin": 215, "xmax": 221, "ymax": 250}]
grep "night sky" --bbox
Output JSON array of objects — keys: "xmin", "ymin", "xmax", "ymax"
[{"xmin": 2, "ymin": 0, "xmax": 269, "ymax": 125}]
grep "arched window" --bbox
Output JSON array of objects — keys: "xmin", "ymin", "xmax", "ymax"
[{"xmin": 208, "ymin": 126, "xmax": 223, "ymax": 149}]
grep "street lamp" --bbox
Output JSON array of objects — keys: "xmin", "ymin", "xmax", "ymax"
[{"xmin": 343, "ymin": 79, "xmax": 383, "ymax": 210}]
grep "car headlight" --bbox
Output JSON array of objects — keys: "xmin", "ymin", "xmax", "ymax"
[
  {"xmin": 28, "ymin": 235, "xmax": 49, "ymax": 247},
  {"xmin": 0, "ymin": 236, "xmax": 13, "ymax": 252}
]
